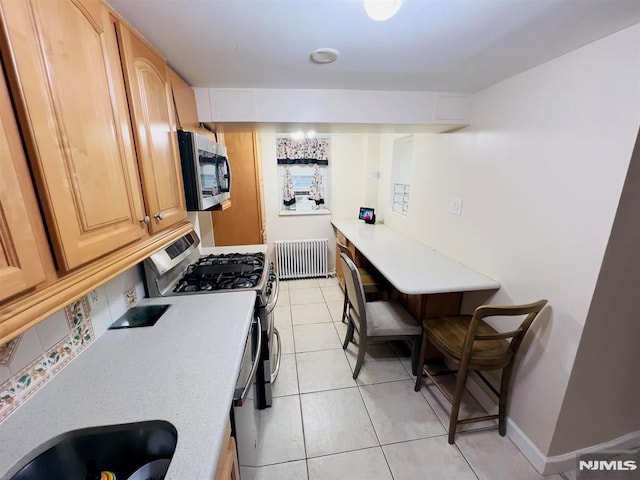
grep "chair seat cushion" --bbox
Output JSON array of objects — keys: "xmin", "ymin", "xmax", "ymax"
[
  {"xmin": 366, "ymin": 300, "xmax": 421, "ymax": 337},
  {"xmin": 424, "ymin": 315, "xmax": 511, "ymax": 368}
]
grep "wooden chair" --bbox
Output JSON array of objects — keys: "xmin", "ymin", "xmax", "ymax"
[
  {"xmin": 340, "ymin": 252, "xmax": 421, "ymax": 379},
  {"xmin": 336, "ymin": 240, "xmax": 379, "ymax": 324},
  {"xmin": 414, "ymin": 299, "xmax": 548, "ymax": 444}
]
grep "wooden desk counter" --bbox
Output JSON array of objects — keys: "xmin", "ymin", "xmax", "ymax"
[{"xmin": 332, "ymin": 219, "xmax": 500, "ymax": 295}]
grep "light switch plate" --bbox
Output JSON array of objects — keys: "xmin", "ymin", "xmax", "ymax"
[{"xmin": 449, "ymin": 198, "xmax": 463, "ymax": 215}]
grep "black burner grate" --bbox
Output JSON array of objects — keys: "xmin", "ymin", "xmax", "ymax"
[{"xmin": 173, "ymin": 252, "xmax": 265, "ymax": 293}]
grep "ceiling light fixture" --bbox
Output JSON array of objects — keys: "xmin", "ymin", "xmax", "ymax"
[
  {"xmin": 290, "ymin": 131, "xmax": 317, "ymax": 140},
  {"xmin": 363, "ymin": 0, "xmax": 403, "ymax": 21},
  {"xmin": 310, "ymin": 48, "xmax": 340, "ymax": 64}
]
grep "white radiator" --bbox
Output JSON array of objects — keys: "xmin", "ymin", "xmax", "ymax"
[{"xmin": 274, "ymin": 239, "xmax": 329, "ymax": 279}]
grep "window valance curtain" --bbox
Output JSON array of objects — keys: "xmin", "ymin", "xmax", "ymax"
[
  {"xmin": 277, "ymin": 138, "xmax": 329, "ymax": 165},
  {"xmin": 283, "ymin": 166, "xmax": 296, "ymax": 207}
]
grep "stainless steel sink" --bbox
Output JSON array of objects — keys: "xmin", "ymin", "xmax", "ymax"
[{"xmin": 8, "ymin": 420, "xmax": 177, "ymax": 480}]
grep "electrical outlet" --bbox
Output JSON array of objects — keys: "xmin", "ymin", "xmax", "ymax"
[
  {"xmin": 88, "ymin": 288, "xmax": 107, "ymax": 306},
  {"xmin": 124, "ymin": 286, "xmax": 138, "ymax": 309},
  {"xmin": 88, "ymin": 290, "xmax": 99, "ymax": 305},
  {"xmin": 449, "ymin": 198, "xmax": 463, "ymax": 215}
]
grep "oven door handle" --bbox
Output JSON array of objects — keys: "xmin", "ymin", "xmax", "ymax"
[
  {"xmin": 233, "ymin": 316, "xmax": 262, "ymax": 407},
  {"xmin": 270, "ymin": 328, "xmax": 281, "ymax": 384},
  {"xmin": 265, "ymin": 271, "xmax": 280, "ymax": 314}
]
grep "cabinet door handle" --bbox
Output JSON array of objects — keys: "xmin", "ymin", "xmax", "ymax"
[
  {"xmin": 139, "ymin": 216, "xmax": 150, "ymax": 225},
  {"xmin": 154, "ymin": 212, "xmax": 165, "ymax": 220}
]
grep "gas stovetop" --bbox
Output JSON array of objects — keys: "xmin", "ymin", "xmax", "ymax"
[
  {"xmin": 143, "ymin": 232, "xmax": 271, "ymax": 298},
  {"xmin": 173, "ymin": 253, "xmax": 266, "ymax": 293}
]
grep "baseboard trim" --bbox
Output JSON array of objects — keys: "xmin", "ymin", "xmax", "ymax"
[
  {"xmin": 464, "ymin": 373, "xmax": 640, "ymax": 475},
  {"xmin": 462, "ymin": 373, "xmax": 551, "ymax": 473},
  {"xmin": 541, "ymin": 430, "xmax": 640, "ymax": 475}
]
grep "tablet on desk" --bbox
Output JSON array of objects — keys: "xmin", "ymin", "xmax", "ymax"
[{"xmin": 359, "ymin": 207, "xmax": 375, "ymax": 223}]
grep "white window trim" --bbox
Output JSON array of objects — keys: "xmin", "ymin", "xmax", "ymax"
[{"xmin": 279, "ymin": 208, "xmax": 332, "ymax": 217}]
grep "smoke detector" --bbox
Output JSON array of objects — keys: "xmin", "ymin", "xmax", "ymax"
[{"xmin": 310, "ymin": 48, "xmax": 340, "ymax": 64}]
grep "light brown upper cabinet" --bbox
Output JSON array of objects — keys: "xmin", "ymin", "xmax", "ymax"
[
  {"xmin": 212, "ymin": 131, "xmax": 266, "ymax": 246},
  {"xmin": 0, "ymin": 65, "xmax": 47, "ymax": 302},
  {"xmin": 0, "ymin": 0, "xmax": 148, "ymax": 271},
  {"xmin": 114, "ymin": 20, "xmax": 187, "ymax": 234},
  {"xmin": 167, "ymin": 67, "xmax": 199, "ymax": 130}
]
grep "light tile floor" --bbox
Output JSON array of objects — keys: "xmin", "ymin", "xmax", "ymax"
[{"xmin": 240, "ymin": 277, "xmax": 563, "ymax": 480}]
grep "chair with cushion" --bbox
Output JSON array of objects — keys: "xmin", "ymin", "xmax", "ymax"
[
  {"xmin": 340, "ymin": 252, "xmax": 421, "ymax": 379},
  {"xmin": 337, "ymin": 240, "xmax": 379, "ymax": 324},
  {"xmin": 414, "ymin": 299, "xmax": 548, "ymax": 444}
]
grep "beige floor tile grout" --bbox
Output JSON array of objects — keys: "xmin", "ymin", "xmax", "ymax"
[
  {"xmin": 295, "ymin": 347, "xmax": 344, "ymax": 353},
  {"xmin": 248, "ymin": 458, "xmax": 309, "ymax": 469},
  {"xmin": 456, "ymin": 443, "xmax": 482, "ymax": 480},
  {"xmin": 379, "ymin": 445, "xmax": 396, "ymax": 480},
  {"xmin": 290, "ymin": 341, "xmax": 308, "ymax": 474},
  {"xmin": 298, "ymin": 385, "xmax": 360, "ymax": 398},
  {"xmin": 291, "ymin": 321, "xmax": 334, "ymax": 327},
  {"xmin": 305, "ymin": 445, "xmax": 388, "ymax": 461},
  {"xmin": 356, "ymin": 382, "xmax": 380, "ymax": 440}
]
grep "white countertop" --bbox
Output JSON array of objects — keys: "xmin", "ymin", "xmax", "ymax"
[
  {"xmin": 332, "ymin": 219, "xmax": 500, "ymax": 295},
  {"xmin": 0, "ymin": 292, "xmax": 256, "ymax": 480}
]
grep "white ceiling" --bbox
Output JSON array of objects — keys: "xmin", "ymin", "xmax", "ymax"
[{"xmin": 107, "ymin": 0, "xmax": 640, "ymax": 93}]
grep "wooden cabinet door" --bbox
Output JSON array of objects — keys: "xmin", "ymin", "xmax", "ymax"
[
  {"xmin": 335, "ymin": 229, "xmax": 348, "ymax": 288},
  {"xmin": 0, "ymin": 0, "xmax": 147, "ymax": 271},
  {"xmin": 0, "ymin": 68, "xmax": 46, "ymax": 302},
  {"xmin": 115, "ymin": 22, "xmax": 187, "ymax": 234},
  {"xmin": 212, "ymin": 131, "xmax": 265, "ymax": 246},
  {"xmin": 167, "ymin": 67, "xmax": 199, "ymax": 129},
  {"xmin": 214, "ymin": 435, "xmax": 239, "ymax": 480}
]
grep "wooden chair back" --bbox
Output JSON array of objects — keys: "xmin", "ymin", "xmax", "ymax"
[
  {"xmin": 416, "ymin": 299, "xmax": 548, "ymax": 443},
  {"xmin": 461, "ymin": 299, "xmax": 548, "ymax": 369}
]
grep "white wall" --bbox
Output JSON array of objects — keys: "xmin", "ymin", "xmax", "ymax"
[
  {"xmin": 548, "ymin": 129, "xmax": 640, "ymax": 458},
  {"xmin": 363, "ymin": 134, "xmax": 381, "ymax": 208},
  {"xmin": 187, "ymin": 212, "xmax": 215, "ymax": 247},
  {"xmin": 259, "ymin": 127, "xmax": 370, "ymax": 271},
  {"xmin": 376, "ymin": 23, "xmax": 640, "ymax": 458}
]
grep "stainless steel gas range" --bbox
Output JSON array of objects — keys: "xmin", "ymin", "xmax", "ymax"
[{"xmin": 142, "ymin": 231, "xmax": 281, "ymax": 410}]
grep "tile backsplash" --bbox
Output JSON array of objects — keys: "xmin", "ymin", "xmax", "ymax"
[{"xmin": 0, "ymin": 264, "xmax": 145, "ymax": 422}]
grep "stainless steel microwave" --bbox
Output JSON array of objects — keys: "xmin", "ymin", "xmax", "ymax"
[{"xmin": 177, "ymin": 130, "xmax": 231, "ymax": 210}]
